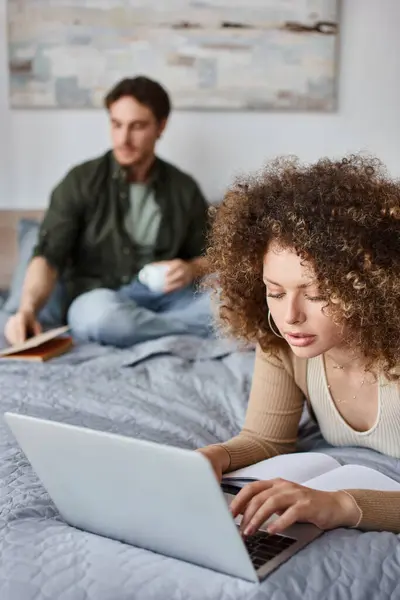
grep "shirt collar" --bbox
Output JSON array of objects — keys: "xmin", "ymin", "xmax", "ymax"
[{"xmin": 111, "ymin": 153, "xmax": 162, "ymax": 185}]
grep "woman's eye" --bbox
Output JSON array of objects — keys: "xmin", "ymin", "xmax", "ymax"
[
  {"xmin": 267, "ymin": 293, "xmax": 285, "ymax": 299},
  {"xmin": 306, "ymin": 295, "xmax": 325, "ymax": 302}
]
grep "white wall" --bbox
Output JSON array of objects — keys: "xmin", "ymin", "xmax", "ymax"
[{"xmin": 1, "ymin": 0, "xmax": 400, "ymax": 209}]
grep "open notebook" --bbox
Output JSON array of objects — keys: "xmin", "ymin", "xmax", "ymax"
[
  {"xmin": 222, "ymin": 452, "xmax": 400, "ymax": 492},
  {"xmin": 0, "ymin": 326, "xmax": 73, "ymax": 362}
]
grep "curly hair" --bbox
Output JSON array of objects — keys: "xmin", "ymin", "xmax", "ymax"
[{"xmin": 207, "ymin": 155, "xmax": 400, "ymax": 379}]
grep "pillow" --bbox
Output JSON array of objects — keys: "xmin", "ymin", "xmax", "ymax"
[{"xmin": 3, "ymin": 219, "xmax": 66, "ymax": 326}]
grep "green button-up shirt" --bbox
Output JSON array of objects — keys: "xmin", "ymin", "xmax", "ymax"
[{"xmin": 33, "ymin": 151, "xmax": 209, "ymax": 303}]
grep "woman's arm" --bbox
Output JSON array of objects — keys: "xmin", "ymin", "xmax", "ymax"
[
  {"xmin": 345, "ymin": 489, "xmax": 400, "ymax": 533},
  {"xmin": 210, "ymin": 344, "xmax": 305, "ymax": 472},
  {"xmin": 228, "ymin": 480, "xmax": 400, "ymax": 536}
]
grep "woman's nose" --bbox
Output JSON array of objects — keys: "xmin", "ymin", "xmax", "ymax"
[{"xmin": 284, "ymin": 302, "xmax": 305, "ymax": 325}]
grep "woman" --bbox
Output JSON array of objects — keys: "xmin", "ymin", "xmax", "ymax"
[{"xmin": 198, "ymin": 155, "xmax": 400, "ymax": 536}]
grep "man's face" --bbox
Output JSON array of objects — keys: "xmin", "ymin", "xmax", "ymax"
[{"xmin": 109, "ymin": 96, "xmax": 166, "ymax": 168}]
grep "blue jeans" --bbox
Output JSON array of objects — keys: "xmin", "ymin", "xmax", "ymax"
[{"xmin": 67, "ymin": 279, "xmax": 214, "ymax": 348}]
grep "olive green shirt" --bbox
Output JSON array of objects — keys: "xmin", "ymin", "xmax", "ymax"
[
  {"xmin": 33, "ymin": 151, "xmax": 209, "ymax": 304},
  {"xmin": 124, "ymin": 183, "xmax": 162, "ymax": 267}
]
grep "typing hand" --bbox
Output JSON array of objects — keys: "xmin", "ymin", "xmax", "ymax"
[{"xmin": 229, "ymin": 479, "xmax": 361, "ymax": 536}]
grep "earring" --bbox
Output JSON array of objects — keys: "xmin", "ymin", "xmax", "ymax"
[{"xmin": 268, "ymin": 310, "xmax": 284, "ymax": 338}]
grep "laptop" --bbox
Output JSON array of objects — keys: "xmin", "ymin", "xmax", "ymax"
[{"xmin": 4, "ymin": 412, "xmax": 322, "ymax": 582}]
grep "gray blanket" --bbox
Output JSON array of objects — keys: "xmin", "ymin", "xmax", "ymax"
[{"xmin": 0, "ymin": 330, "xmax": 400, "ymax": 600}]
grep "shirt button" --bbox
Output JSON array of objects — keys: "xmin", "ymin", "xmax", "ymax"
[
  {"xmin": 121, "ymin": 275, "xmax": 130, "ymax": 284},
  {"xmin": 123, "ymin": 247, "xmax": 130, "ymax": 255},
  {"xmin": 120, "ymin": 191, "xmax": 127, "ymax": 199}
]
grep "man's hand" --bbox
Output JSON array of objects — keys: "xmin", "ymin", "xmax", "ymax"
[
  {"xmin": 4, "ymin": 310, "xmax": 42, "ymax": 345},
  {"xmin": 161, "ymin": 259, "xmax": 195, "ymax": 293}
]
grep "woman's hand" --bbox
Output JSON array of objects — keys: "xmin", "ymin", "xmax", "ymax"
[
  {"xmin": 196, "ymin": 445, "xmax": 231, "ymax": 482},
  {"xmin": 230, "ymin": 479, "xmax": 361, "ymax": 536}
]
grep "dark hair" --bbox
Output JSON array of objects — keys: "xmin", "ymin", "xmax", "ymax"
[
  {"xmin": 104, "ymin": 76, "xmax": 171, "ymax": 122},
  {"xmin": 206, "ymin": 155, "xmax": 400, "ymax": 379}
]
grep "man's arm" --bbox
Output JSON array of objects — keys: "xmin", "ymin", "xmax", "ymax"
[
  {"xmin": 18, "ymin": 256, "xmax": 58, "ymax": 315},
  {"xmin": 161, "ymin": 183, "xmax": 211, "ymax": 293},
  {"xmin": 5, "ymin": 168, "xmax": 84, "ymax": 343},
  {"xmin": 5, "ymin": 257, "xmax": 58, "ymax": 343},
  {"xmin": 32, "ymin": 168, "xmax": 84, "ymax": 273},
  {"xmin": 179, "ymin": 182, "xmax": 210, "ymax": 265},
  {"xmin": 187, "ymin": 184, "xmax": 211, "ymax": 280},
  {"xmin": 188, "ymin": 256, "xmax": 209, "ymax": 280}
]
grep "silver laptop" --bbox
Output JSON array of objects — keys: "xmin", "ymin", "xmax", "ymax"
[{"xmin": 4, "ymin": 412, "xmax": 322, "ymax": 582}]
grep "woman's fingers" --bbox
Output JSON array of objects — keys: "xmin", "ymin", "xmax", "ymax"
[
  {"xmin": 230, "ymin": 480, "xmax": 275, "ymax": 518},
  {"xmin": 267, "ymin": 504, "xmax": 307, "ymax": 534},
  {"xmin": 241, "ymin": 491, "xmax": 297, "ymax": 536},
  {"xmin": 231, "ymin": 479, "xmax": 315, "ymax": 536},
  {"xmin": 230, "ymin": 480, "xmax": 357, "ymax": 536}
]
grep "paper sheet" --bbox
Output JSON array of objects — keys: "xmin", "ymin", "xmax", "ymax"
[{"xmin": 0, "ymin": 326, "xmax": 70, "ymax": 357}]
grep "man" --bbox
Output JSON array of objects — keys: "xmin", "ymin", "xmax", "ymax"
[{"xmin": 5, "ymin": 76, "xmax": 212, "ymax": 347}]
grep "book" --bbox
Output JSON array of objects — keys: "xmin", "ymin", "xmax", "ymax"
[
  {"xmin": 0, "ymin": 326, "xmax": 73, "ymax": 362},
  {"xmin": 222, "ymin": 452, "xmax": 400, "ymax": 493}
]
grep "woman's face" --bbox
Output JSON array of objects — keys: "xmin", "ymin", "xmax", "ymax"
[{"xmin": 263, "ymin": 243, "xmax": 343, "ymax": 358}]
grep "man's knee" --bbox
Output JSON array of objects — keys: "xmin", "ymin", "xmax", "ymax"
[{"xmin": 67, "ymin": 288, "xmax": 119, "ymax": 342}]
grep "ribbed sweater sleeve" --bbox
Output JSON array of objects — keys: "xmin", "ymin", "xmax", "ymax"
[{"xmin": 219, "ymin": 345, "xmax": 304, "ymax": 470}]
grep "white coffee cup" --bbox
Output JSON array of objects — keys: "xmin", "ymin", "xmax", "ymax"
[{"xmin": 138, "ymin": 263, "xmax": 169, "ymax": 293}]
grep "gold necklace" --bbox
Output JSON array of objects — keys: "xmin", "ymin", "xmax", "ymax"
[
  {"xmin": 327, "ymin": 374, "xmax": 366, "ymax": 404},
  {"xmin": 326, "ymin": 353, "xmax": 362, "ymax": 370},
  {"xmin": 324, "ymin": 354, "xmax": 367, "ymax": 404}
]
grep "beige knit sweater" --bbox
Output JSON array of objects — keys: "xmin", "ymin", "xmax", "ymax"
[{"xmin": 219, "ymin": 345, "xmax": 400, "ymax": 533}]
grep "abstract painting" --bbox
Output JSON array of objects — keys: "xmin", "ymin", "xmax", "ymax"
[{"xmin": 8, "ymin": 0, "xmax": 340, "ymax": 110}]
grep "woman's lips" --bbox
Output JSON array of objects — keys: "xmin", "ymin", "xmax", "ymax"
[{"xmin": 285, "ymin": 333, "xmax": 317, "ymax": 347}]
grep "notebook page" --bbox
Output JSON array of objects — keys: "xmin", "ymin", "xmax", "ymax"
[
  {"xmin": 222, "ymin": 452, "xmax": 340, "ymax": 487},
  {"xmin": 305, "ymin": 464, "xmax": 400, "ymax": 492},
  {"xmin": 0, "ymin": 326, "xmax": 70, "ymax": 357}
]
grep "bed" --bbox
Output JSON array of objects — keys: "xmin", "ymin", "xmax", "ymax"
[
  {"xmin": 1, "ymin": 333, "xmax": 400, "ymax": 600},
  {"xmin": 1, "ymin": 214, "xmax": 400, "ymax": 599}
]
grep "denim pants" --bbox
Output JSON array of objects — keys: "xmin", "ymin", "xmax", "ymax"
[{"xmin": 67, "ymin": 279, "xmax": 214, "ymax": 348}]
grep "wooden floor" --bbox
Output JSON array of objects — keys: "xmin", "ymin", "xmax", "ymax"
[{"xmin": 0, "ymin": 210, "xmax": 43, "ymax": 290}]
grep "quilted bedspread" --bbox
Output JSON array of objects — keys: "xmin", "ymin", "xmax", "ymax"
[{"xmin": 0, "ymin": 327, "xmax": 400, "ymax": 599}]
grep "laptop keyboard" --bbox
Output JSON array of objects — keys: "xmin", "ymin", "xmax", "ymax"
[{"xmin": 242, "ymin": 529, "xmax": 297, "ymax": 570}]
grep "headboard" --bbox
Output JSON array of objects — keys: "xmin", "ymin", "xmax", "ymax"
[{"xmin": 0, "ymin": 210, "xmax": 44, "ymax": 290}]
